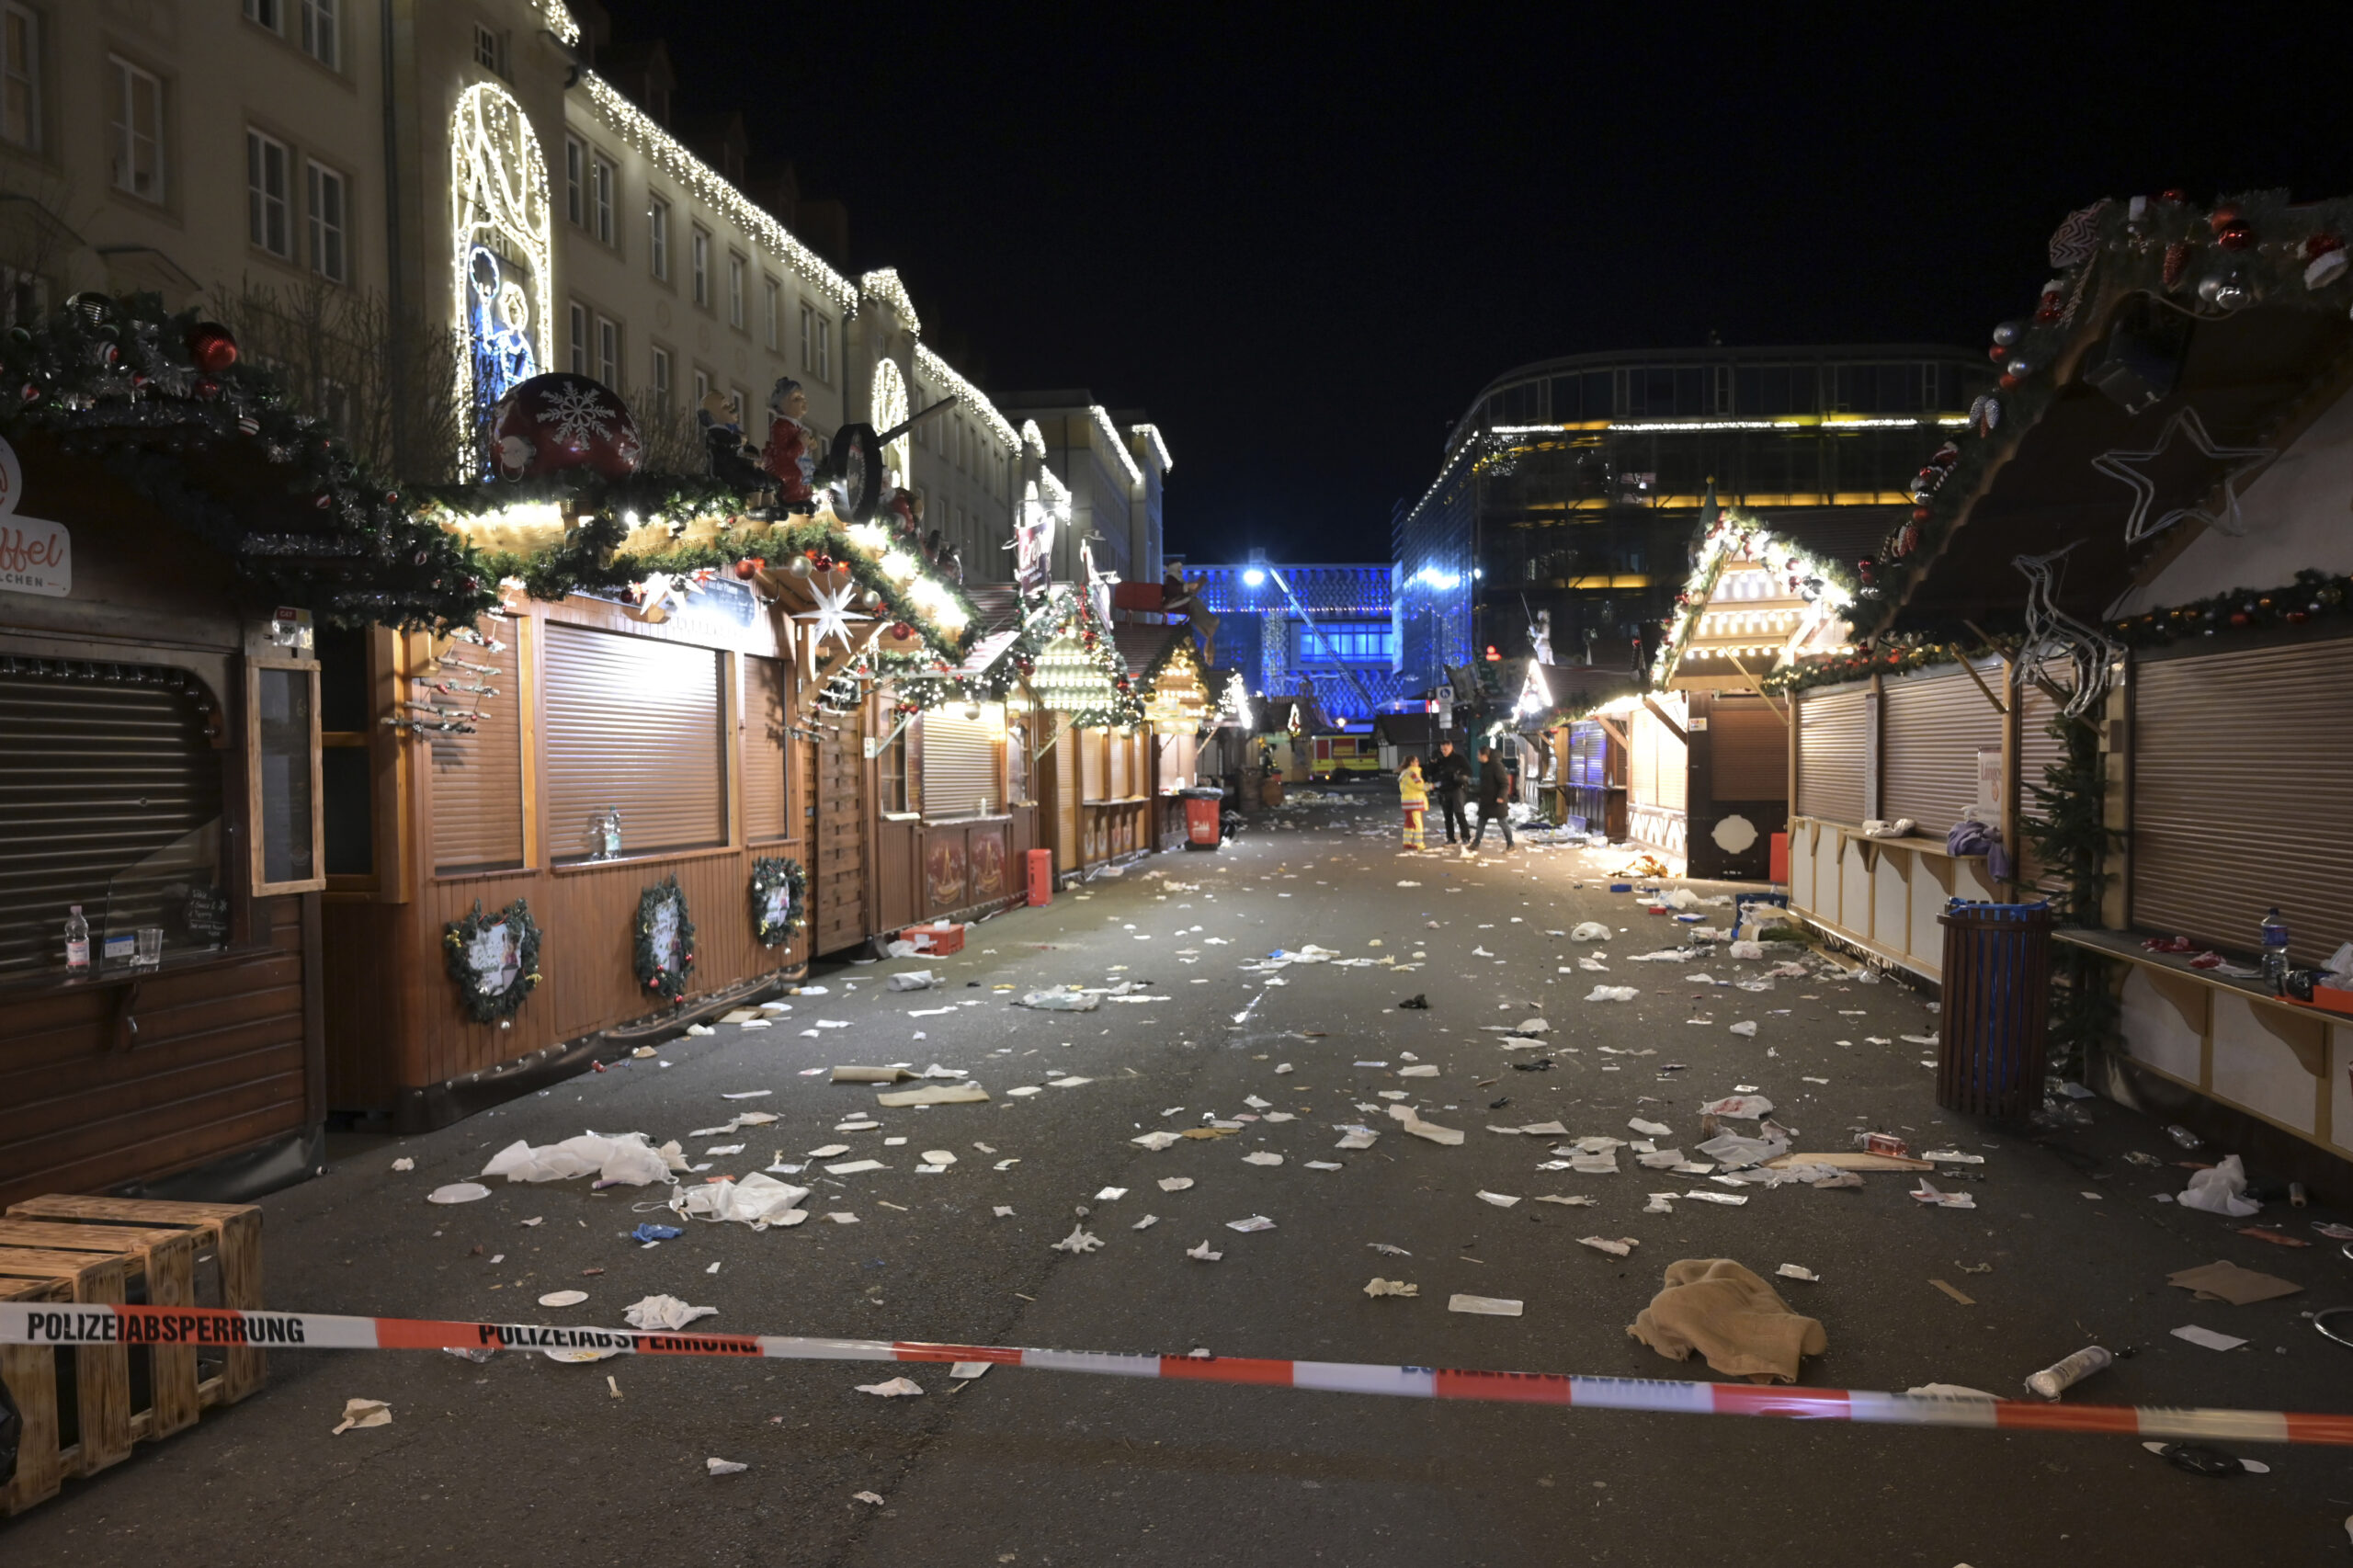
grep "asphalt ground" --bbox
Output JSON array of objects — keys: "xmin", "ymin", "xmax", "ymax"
[{"xmin": 6, "ymin": 791, "xmax": 2352, "ymax": 1567}]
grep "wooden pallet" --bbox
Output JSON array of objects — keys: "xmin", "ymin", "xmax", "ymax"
[
  {"xmin": 0, "ymin": 1221, "xmax": 199, "ymax": 1442},
  {"xmin": 0, "ymin": 1247, "xmax": 132, "ymax": 1478},
  {"xmin": 6, "ymin": 1196, "xmax": 265, "ymax": 1406},
  {"xmin": 0, "ymin": 1276, "xmax": 66, "ymax": 1517}
]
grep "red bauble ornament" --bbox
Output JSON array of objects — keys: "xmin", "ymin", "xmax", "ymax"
[
  {"xmin": 2286, "ymin": 610, "xmax": 2311, "ymax": 623},
  {"xmin": 487, "ymin": 371, "xmax": 642, "ymax": 482},
  {"xmin": 188, "ymin": 322, "xmax": 239, "ymax": 374},
  {"xmin": 2306, "ymin": 233, "xmax": 2345, "ymax": 260},
  {"xmin": 2207, "ymin": 206, "xmax": 2241, "ymax": 233},
  {"xmin": 2215, "ymin": 221, "xmax": 2254, "ymax": 251},
  {"xmin": 733, "ymin": 556, "xmax": 765, "ymax": 580},
  {"xmin": 1999, "ymin": 372, "xmax": 2021, "ymax": 390},
  {"xmin": 1985, "ymin": 344, "xmax": 2008, "ymax": 362},
  {"xmin": 2229, "ymin": 612, "xmax": 2252, "ymax": 627},
  {"xmin": 1911, "ymin": 506, "xmax": 1931, "ymax": 524},
  {"xmin": 2157, "ymin": 187, "xmax": 2188, "ymax": 204},
  {"xmin": 890, "ymin": 621, "xmax": 914, "ymax": 638},
  {"xmin": 194, "ymin": 376, "xmax": 221, "ymax": 399},
  {"xmin": 18, "ymin": 381, "xmax": 39, "ymax": 404}
]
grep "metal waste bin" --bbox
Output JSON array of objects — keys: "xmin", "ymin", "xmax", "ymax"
[
  {"xmin": 1179, "ymin": 787, "xmax": 1224, "ymax": 850},
  {"xmin": 1936, "ymin": 899, "xmax": 2054, "ymax": 1121}
]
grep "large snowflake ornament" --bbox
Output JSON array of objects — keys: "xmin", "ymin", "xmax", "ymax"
[{"xmin": 540, "ymin": 380, "xmax": 617, "ymax": 447}]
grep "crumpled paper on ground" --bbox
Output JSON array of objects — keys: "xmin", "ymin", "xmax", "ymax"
[
  {"xmin": 1386, "ymin": 1103, "xmax": 1464, "ymax": 1145},
  {"xmin": 331, "ymin": 1398, "xmax": 392, "ymax": 1434},
  {"xmin": 482, "ymin": 1131, "xmax": 678, "ymax": 1187},
  {"xmin": 2178, "ymin": 1154, "xmax": 2261, "ymax": 1218},
  {"xmin": 671, "ymin": 1172, "xmax": 809, "ymax": 1229},
  {"xmin": 1626, "ymin": 1258, "xmax": 1827, "ymax": 1383},
  {"xmin": 1571, "ymin": 922, "xmax": 1611, "ymax": 942},
  {"xmin": 1018, "ymin": 990, "xmax": 1100, "ymax": 1012},
  {"xmin": 1586, "ymin": 985, "xmax": 1638, "ymax": 1002},
  {"xmin": 885, "ymin": 970, "xmax": 936, "ymax": 992},
  {"xmin": 623, "ymin": 1294, "xmax": 719, "ymax": 1331}
]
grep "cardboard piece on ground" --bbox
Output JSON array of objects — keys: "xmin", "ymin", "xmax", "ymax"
[
  {"xmin": 1767, "ymin": 1151, "xmax": 1934, "ymax": 1172},
  {"xmin": 877, "ymin": 1082, "xmax": 989, "ymax": 1107},
  {"xmin": 2166, "ymin": 1260, "xmax": 2303, "ymax": 1306},
  {"xmin": 834, "ymin": 1066, "xmax": 916, "ymax": 1084},
  {"xmin": 1448, "ymin": 1293, "xmax": 1524, "ymax": 1316},
  {"xmin": 332, "ymin": 1398, "xmax": 392, "ymax": 1435}
]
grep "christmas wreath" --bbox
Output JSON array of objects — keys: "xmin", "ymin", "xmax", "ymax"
[
  {"xmin": 633, "ymin": 875, "xmax": 696, "ymax": 1002},
  {"xmin": 441, "ymin": 898, "xmax": 542, "ymax": 1024},
  {"xmin": 749, "ymin": 857, "xmax": 809, "ymax": 948}
]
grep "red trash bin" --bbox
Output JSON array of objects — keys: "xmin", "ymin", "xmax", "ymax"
[
  {"xmin": 1180, "ymin": 789, "xmax": 1223, "ymax": 850},
  {"xmin": 1026, "ymin": 848, "xmax": 1053, "ymax": 906}
]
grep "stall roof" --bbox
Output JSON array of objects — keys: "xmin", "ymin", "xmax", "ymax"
[{"xmin": 1110, "ymin": 621, "xmax": 1202, "ymax": 685}]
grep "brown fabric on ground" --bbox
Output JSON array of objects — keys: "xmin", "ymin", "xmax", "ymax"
[{"xmin": 1626, "ymin": 1257, "xmax": 1828, "ymax": 1384}]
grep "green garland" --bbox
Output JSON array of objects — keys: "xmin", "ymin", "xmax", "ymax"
[
  {"xmin": 0, "ymin": 291, "xmax": 494, "ymax": 631},
  {"xmin": 749, "ymin": 857, "xmax": 808, "ymax": 948},
  {"xmin": 888, "ymin": 582, "xmax": 1146, "ymax": 728},
  {"xmin": 1759, "ymin": 638, "xmax": 1961, "ymax": 696},
  {"xmin": 1855, "ymin": 189, "xmax": 2353, "ymax": 636},
  {"xmin": 2021, "ymin": 716, "xmax": 2121, "ymax": 1075},
  {"xmin": 633, "ymin": 874, "xmax": 696, "ymax": 1003},
  {"xmin": 2106, "ymin": 568, "xmax": 2353, "ymax": 647},
  {"xmin": 441, "ymin": 898, "xmax": 542, "ymax": 1024}
]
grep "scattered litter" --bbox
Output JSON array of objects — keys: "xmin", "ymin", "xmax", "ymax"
[
  {"xmin": 1449, "ymin": 1294, "xmax": 1523, "ymax": 1317},
  {"xmin": 1570, "ymin": 922, "xmax": 1610, "ymax": 942},
  {"xmin": 1475, "ymin": 1191, "xmax": 1521, "ymax": 1209},
  {"xmin": 1397, "ymin": 994, "xmax": 1429, "ymax": 1010},
  {"xmin": 1051, "ymin": 1226, "xmax": 1104, "ymax": 1255},
  {"xmin": 1929, "ymin": 1278, "xmax": 1976, "ymax": 1306},
  {"xmin": 1699, "ymin": 1095, "xmax": 1775, "ymax": 1119},
  {"xmin": 1586, "ymin": 985, "xmax": 1638, "ymax": 1002},
  {"xmin": 1018, "ymin": 990, "xmax": 1100, "ymax": 1012},
  {"xmin": 2143, "ymin": 1440, "xmax": 2268, "ymax": 1476},
  {"xmin": 878, "ymin": 1082, "xmax": 989, "ymax": 1108},
  {"xmin": 2179, "ymin": 1154, "xmax": 2260, "ymax": 1218},
  {"xmin": 427, "ymin": 1182, "xmax": 492, "ymax": 1204},
  {"xmin": 1578, "ymin": 1236, "xmax": 1638, "ymax": 1257},
  {"xmin": 623, "ymin": 1295, "xmax": 717, "ymax": 1331},
  {"xmin": 1243, "ymin": 1152, "xmax": 1285, "ymax": 1166},
  {"xmin": 1187, "ymin": 1241, "xmax": 1223, "ymax": 1262},
  {"xmin": 1397, "ymin": 1064, "xmax": 1439, "ymax": 1078},
  {"xmin": 1910, "ymin": 1180, "xmax": 1976, "ymax": 1210},
  {"xmin": 630, "ymin": 1223, "xmax": 684, "ymax": 1244},
  {"xmin": 833, "ymin": 1066, "xmax": 915, "ymax": 1084},
  {"xmin": 1094, "ymin": 1187, "xmax": 1128, "ymax": 1201},
  {"xmin": 1679, "ymin": 1190, "xmax": 1748, "ymax": 1206},
  {"xmin": 483, "ymin": 1132, "xmax": 678, "ymax": 1187},
  {"xmin": 2235, "ymin": 1228, "xmax": 2309, "ymax": 1248},
  {"xmin": 2170, "ymin": 1324, "xmax": 2249, "ymax": 1352},
  {"xmin": 706, "ymin": 1458, "xmax": 749, "ymax": 1476},
  {"xmin": 1727, "ymin": 1020, "xmax": 1758, "ymax": 1038},
  {"xmin": 825, "ymin": 1160, "xmax": 888, "ymax": 1176},
  {"xmin": 2168, "ymin": 1261, "xmax": 2302, "ymax": 1306},
  {"xmin": 536, "ymin": 1290, "xmax": 588, "ymax": 1308},
  {"xmin": 1627, "ymin": 1258, "xmax": 1825, "ymax": 1382},
  {"xmin": 2026, "ymin": 1346, "xmax": 2113, "ymax": 1400},
  {"xmin": 1131, "ymin": 1131, "xmax": 1182, "ymax": 1151},
  {"xmin": 856, "ymin": 1377, "xmax": 925, "ymax": 1398},
  {"xmin": 923, "ymin": 1150, "xmax": 957, "ymax": 1166},
  {"xmin": 390, "ymin": 1157, "xmax": 414, "ymax": 1172},
  {"xmin": 1226, "ymin": 1215, "xmax": 1276, "ymax": 1233},
  {"xmin": 1364, "ymin": 1278, "xmax": 1419, "ymax": 1298},
  {"xmin": 1386, "ymin": 1104, "xmax": 1464, "ymax": 1145},
  {"xmin": 1157, "ymin": 1176, "xmax": 1196, "ymax": 1192},
  {"xmin": 331, "ymin": 1398, "xmax": 392, "ymax": 1435},
  {"xmin": 1532, "ymin": 1195, "xmax": 1597, "ymax": 1208},
  {"xmin": 949, "ymin": 1362, "xmax": 991, "ymax": 1380},
  {"xmin": 1629, "ymin": 1118, "xmax": 1673, "ymax": 1137},
  {"xmin": 1775, "ymin": 1264, "xmax": 1818, "ymax": 1283},
  {"xmin": 1132, "ymin": 1214, "xmax": 1160, "ymax": 1231},
  {"xmin": 885, "ymin": 970, "xmax": 937, "ymax": 992},
  {"xmin": 853, "ymin": 1490, "xmax": 887, "ymax": 1504}
]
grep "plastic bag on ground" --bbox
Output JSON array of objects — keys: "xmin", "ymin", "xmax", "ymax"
[
  {"xmin": 1018, "ymin": 990, "xmax": 1100, "ymax": 1012},
  {"xmin": 2179, "ymin": 1153, "xmax": 2261, "ymax": 1218},
  {"xmin": 672, "ymin": 1173, "xmax": 811, "ymax": 1229},
  {"xmin": 886, "ymin": 970, "xmax": 937, "ymax": 992},
  {"xmin": 1570, "ymin": 922, "xmax": 1611, "ymax": 942},
  {"xmin": 623, "ymin": 1295, "xmax": 718, "ymax": 1331},
  {"xmin": 482, "ymin": 1131, "xmax": 676, "ymax": 1187}
]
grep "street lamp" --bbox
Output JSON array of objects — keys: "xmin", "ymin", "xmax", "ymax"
[{"xmin": 1243, "ymin": 568, "xmax": 1266, "ymax": 586}]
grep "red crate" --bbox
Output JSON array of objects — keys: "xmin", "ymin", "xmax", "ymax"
[{"xmin": 898, "ymin": 923, "xmax": 965, "ymax": 956}]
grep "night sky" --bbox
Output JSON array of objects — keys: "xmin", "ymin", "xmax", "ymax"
[{"xmin": 598, "ymin": 3, "xmax": 2353, "ymax": 566}]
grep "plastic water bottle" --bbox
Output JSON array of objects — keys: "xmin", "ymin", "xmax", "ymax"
[
  {"xmin": 2260, "ymin": 907, "xmax": 2290, "ymax": 991},
  {"xmin": 63, "ymin": 904, "xmax": 90, "ymax": 971}
]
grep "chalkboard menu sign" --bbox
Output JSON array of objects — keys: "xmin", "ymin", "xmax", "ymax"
[{"xmin": 183, "ymin": 882, "xmax": 230, "ymax": 947}]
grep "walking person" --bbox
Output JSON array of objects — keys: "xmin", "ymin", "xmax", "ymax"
[
  {"xmin": 1428, "ymin": 736, "xmax": 1472, "ymax": 846},
  {"xmin": 1397, "ymin": 755, "xmax": 1428, "ymax": 850},
  {"xmin": 1469, "ymin": 742, "xmax": 1516, "ymax": 853}
]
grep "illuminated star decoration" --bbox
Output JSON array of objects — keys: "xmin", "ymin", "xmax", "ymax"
[
  {"xmin": 794, "ymin": 575, "xmax": 873, "ymax": 684},
  {"xmin": 2091, "ymin": 406, "xmax": 2278, "ymax": 544}
]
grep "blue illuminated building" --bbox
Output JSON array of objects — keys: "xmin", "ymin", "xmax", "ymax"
[{"xmin": 1182, "ymin": 553, "xmax": 1404, "ymax": 726}]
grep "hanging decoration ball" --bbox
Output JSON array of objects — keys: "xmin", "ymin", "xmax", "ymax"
[
  {"xmin": 1984, "ymin": 343, "xmax": 2009, "ymax": 363},
  {"xmin": 857, "ymin": 588, "xmax": 882, "ymax": 610},
  {"xmin": 2197, "ymin": 271, "xmax": 2253, "ymax": 312},
  {"xmin": 194, "ymin": 377, "xmax": 221, "ymax": 399},
  {"xmin": 487, "ymin": 371, "xmax": 643, "ymax": 483},
  {"xmin": 733, "ymin": 555, "xmax": 766, "ymax": 580},
  {"xmin": 2158, "ymin": 187, "xmax": 2188, "ymax": 204},
  {"xmin": 17, "ymin": 381, "xmax": 39, "ymax": 404},
  {"xmin": 2005, "ymin": 358, "xmax": 2033, "ymax": 381},
  {"xmin": 187, "ymin": 321, "xmax": 240, "ymax": 373},
  {"xmin": 2214, "ymin": 220, "xmax": 2255, "ymax": 252},
  {"xmin": 1911, "ymin": 506, "xmax": 1932, "ymax": 525},
  {"xmin": 890, "ymin": 621, "xmax": 914, "ymax": 638},
  {"xmin": 785, "ymin": 553, "xmax": 813, "ymax": 578},
  {"xmin": 2305, "ymin": 233, "xmax": 2345, "ymax": 260},
  {"xmin": 1991, "ymin": 321, "xmax": 2025, "ymax": 348},
  {"xmin": 2206, "ymin": 205, "xmax": 2242, "ymax": 233}
]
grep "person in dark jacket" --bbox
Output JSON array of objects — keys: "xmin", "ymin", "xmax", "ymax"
[
  {"xmin": 1469, "ymin": 743, "xmax": 1515, "ymax": 852},
  {"xmin": 1427, "ymin": 738, "xmax": 1472, "ymax": 845}
]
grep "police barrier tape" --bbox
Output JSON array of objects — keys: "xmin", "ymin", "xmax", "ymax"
[{"xmin": 6, "ymin": 1301, "xmax": 2351, "ymax": 1448}]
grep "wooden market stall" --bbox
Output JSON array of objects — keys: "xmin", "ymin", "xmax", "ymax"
[
  {"xmin": 320, "ymin": 405, "xmax": 978, "ymax": 1128},
  {"xmin": 1779, "ymin": 188, "xmax": 2353, "ymax": 1181},
  {"xmin": 0, "ymin": 301, "xmax": 487, "ymax": 1205},
  {"xmin": 1116, "ymin": 623, "xmax": 1211, "ymax": 851},
  {"xmin": 1023, "ymin": 585, "xmax": 1150, "ymax": 878}
]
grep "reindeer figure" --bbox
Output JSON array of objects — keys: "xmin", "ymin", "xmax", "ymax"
[{"xmin": 2011, "ymin": 543, "xmax": 2122, "ymax": 720}]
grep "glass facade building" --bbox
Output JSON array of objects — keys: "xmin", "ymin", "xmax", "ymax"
[
  {"xmin": 1186, "ymin": 560, "xmax": 1403, "ymax": 725},
  {"xmin": 1394, "ymin": 344, "xmax": 1993, "ymax": 688}
]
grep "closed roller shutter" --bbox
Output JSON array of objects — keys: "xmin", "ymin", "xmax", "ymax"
[
  {"xmin": 1796, "ymin": 685, "xmax": 1868, "ymax": 824},
  {"xmin": 0, "ymin": 660, "xmax": 225, "ymax": 979},
  {"xmin": 1880, "ymin": 662, "xmax": 2002, "ymax": 836},
  {"xmin": 542, "ymin": 623, "xmax": 724, "ymax": 861},
  {"xmin": 740, "ymin": 655, "xmax": 789, "ymax": 843},
  {"xmin": 430, "ymin": 617, "xmax": 525, "ymax": 873},
  {"xmin": 1710, "ymin": 697, "xmax": 1786, "ymax": 801},
  {"xmin": 2131, "ymin": 639, "xmax": 2353, "ymax": 966},
  {"xmin": 922, "ymin": 710, "xmax": 999, "ymax": 819}
]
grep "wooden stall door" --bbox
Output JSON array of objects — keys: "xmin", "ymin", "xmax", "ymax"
[{"xmin": 812, "ymin": 720, "xmax": 868, "ymax": 955}]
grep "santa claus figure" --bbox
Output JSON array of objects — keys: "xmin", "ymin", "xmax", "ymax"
[
  {"xmin": 761, "ymin": 377, "xmax": 816, "ymax": 512},
  {"xmin": 886, "ymin": 475, "xmax": 922, "ymax": 542}
]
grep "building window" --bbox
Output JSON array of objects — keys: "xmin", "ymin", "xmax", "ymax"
[
  {"xmin": 1293, "ymin": 622, "xmax": 1392, "ymax": 665},
  {"xmin": 246, "ymin": 129, "xmax": 291, "ymax": 258},
  {"xmin": 647, "ymin": 196, "xmax": 669, "ymax": 281},
  {"xmin": 650, "ymin": 346, "xmax": 671, "ymax": 413},
  {"xmin": 590, "ymin": 153, "xmax": 614, "ymax": 245},
  {"xmin": 472, "ymin": 23, "xmax": 503, "ymax": 74},
  {"xmin": 877, "ymin": 726, "xmax": 911, "ymax": 814},
  {"xmin": 307, "ymin": 160, "xmax": 347, "ymax": 282},
  {"xmin": 726, "ymin": 253, "xmax": 745, "ymax": 328},
  {"xmin": 692, "ymin": 367, "xmax": 709, "ymax": 406},
  {"xmin": 563, "ymin": 134, "xmax": 583, "ymax": 226},
  {"xmin": 300, "ymin": 0, "xmax": 337, "ymax": 68},
  {"xmin": 689, "ymin": 226, "xmax": 709, "ymax": 307},
  {"xmin": 244, "ymin": 0, "xmax": 282, "ymax": 29},
  {"xmin": 108, "ymin": 57, "xmax": 165, "ymax": 202},
  {"xmin": 567, "ymin": 302, "xmax": 587, "ymax": 375},
  {"xmin": 731, "ymin": 385, "xmax": 748, "ymax": 423},
  {"xmin": 800, "ymin": 305, "xmax": 830, "ymax": 381},
  {"xmin": 597, "ymin": 315, "xmax": 620, "ymax": 388},
  {"xmin": 2, "ymin": 4, "xmax": 38, "ymax": 152},
  {"xmin": 763, "ymin": 277, "xmax": 779, "ymax": 350}
]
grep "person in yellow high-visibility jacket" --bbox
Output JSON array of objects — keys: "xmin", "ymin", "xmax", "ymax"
[{"xmin": 1397, "ymin": 756, "xmax": 1428, "ymax": 850}]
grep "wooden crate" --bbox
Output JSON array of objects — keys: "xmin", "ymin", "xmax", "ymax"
[
  {"xmin": 6, "ymin": 1197, "xmax": 265, "ymax": 1406},
  {"xmin": 0, "ymin": 1247, "xmax": 131, "ymax": 1477},
  {"xmin": 0, "ymin": 1221, "xmax": 199, "ymax": 1442},
  {"xmin": 0, "ymin": 1276, "xmax": 66, "ymax": 1517}
]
